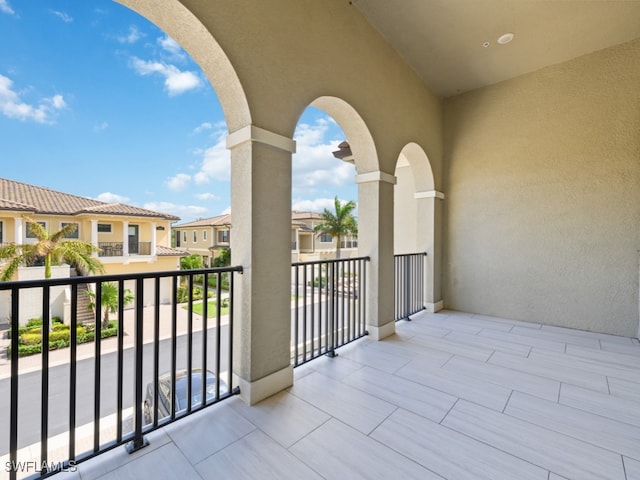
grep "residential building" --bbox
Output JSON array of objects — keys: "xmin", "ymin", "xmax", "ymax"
[
  {"xmin": 173, "ymin": 211, "xmax": 358, "ymax": 264},
  {"xmin": 0, "ymin": 177, "xmax": 186, "ymax": 322}
]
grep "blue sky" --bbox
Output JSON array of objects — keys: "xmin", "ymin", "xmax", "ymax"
[{"xmin": 0, "ymin": 0, "xmax": 357, "ymax": 223}]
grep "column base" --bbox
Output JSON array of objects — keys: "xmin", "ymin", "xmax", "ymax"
[
  {"xmin": 425, "ymin": 300, "xmax": 444, "ymax": 313},
  {"xmin": 235, "ymin": 364, "xmax": 293, "ymax": 406},
  {"xmin": 366, "ymin": 321, "xmax": 395, "ymax": 341}
]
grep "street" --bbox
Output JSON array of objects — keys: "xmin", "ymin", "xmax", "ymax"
[{"xmin": 0, "ymin": 325, "xmax": 231, "ymax": 455}]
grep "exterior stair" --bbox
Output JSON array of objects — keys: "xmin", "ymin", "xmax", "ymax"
[{"xmin": 76, "ymin": 283, "xmax": 97, "ymax": 324}]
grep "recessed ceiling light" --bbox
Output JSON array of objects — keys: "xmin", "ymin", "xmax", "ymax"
[
  {"xmin": 497, "ymin": 33, "xmax": 514, "ymax": 45},
  {"xmin": 482, "ymin": 41, "xmax": 490, "ymax": 48}
]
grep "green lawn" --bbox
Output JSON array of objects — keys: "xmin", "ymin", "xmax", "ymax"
[{"xmin": 186, "ymin": 300, "xmax": 230, "ymax": 317}]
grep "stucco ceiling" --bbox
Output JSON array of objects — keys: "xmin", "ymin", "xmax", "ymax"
[{"xmin": 350, "ymin": 0, "xmax": 640, "ymax": 98}]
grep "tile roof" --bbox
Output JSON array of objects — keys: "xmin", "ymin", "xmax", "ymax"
[
  {"xmin": 176, "ymin": 211, "xmax": 323, "ymax": 229},
  {"xmin": 174, "ymin": 214, "xmax": 232, "ymax": 228},
  {"xmin": 156, "ymin": 245, "xmax": 189, "ymax": 256},
  {"xmin": 0, "ymin": 178, "xmax": 179, "ymax": 220}
]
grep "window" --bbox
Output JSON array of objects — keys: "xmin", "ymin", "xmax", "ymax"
[
  {"xmin": 218, "ymin": 230, "xmax": 229, "ymax": 243},
  {"xmin": 0, "ymin": 221, "xmax": 3, "ymax": 244},
  {"xmin": 193, "ymin": 231, "xmax": 197, "ymax": 242},
  {"xmin": 26, "ymin": 221, "xmax": 46, "ymax": 238},
  {"xmin": 97, "ymin": 223, "xmax": 112, "ymax": 233},
  {"xmin": 183, "ymin": 231, "xmax": 187, "ymax": 242},
  {"xmin": 61, "ymin": 222, "xmax": 79, "ymax": 239},
  {"xmin": 203, "ymin": 230, "xmax": 207, "ymax": 241},
  {"xmin": 320, "ymin": 233, "xmax": 332, "ymax": 243}
]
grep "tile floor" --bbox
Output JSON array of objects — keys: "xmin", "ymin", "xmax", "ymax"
[{"xmin": 72, "ymin": 310, "xmax": 640, "ymax": 480}]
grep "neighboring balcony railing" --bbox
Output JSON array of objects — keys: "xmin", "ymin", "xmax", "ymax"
[
  {"xmin": 98, "ymin": 242, "xmax": 153, "ymax": 257},
  {"xmin": 129, "ymin": 241, "xmax": 152, "ymax": 255},
  {"xmin": 98, "ymin": 242, "xmax": 123, "ymax": 257},
  {"xmin": 394, "ymin": 252, "xmax": 427, "ymax": 321},
  {"xmin": 291, "ymin": 257, "xmax": 369, "ymax": 367},
  {"xmin": 1, "ymin": 266, "xmax": 242, "ymax": 480}
]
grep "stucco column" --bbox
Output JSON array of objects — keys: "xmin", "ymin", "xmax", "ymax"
[
  {"xmin": 151, "ymin": 222, "xmax": 157, "ymax": 256},
  {"xmin": 227, "ymin": 125, "xmax": 295, "ymax": 405},
  {"xmin": 90, "ymin": 219, "xmax": 98, "ymax": 257},
  {"xmin": 356, "ymin": 170, "xmax": 396, "ymax": 340},
  {"xmin": 14, "ymin": 217, "xmax": 22, "ymax": 243},
  {"xmin": 415, "ymin": 190, "xmax": 445, "ymax": 312},
  {"xmin": 122, "ymin": 220, "xmax": 129, "ymax": 256}
]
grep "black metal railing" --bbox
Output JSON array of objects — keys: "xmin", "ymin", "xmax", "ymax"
[
  {"xmin": 1, "ymin": 266, "xmax": 241, "ymax": 479},
  {"xmin": 129, "ymin": 242, "xmax": 152, "ymax": 255},
  {"xmin": 394, "ymin": 252, "xmax": 427, "ymax": 321},
  {"xmin": 97, "ymin": 242, "xmax": 123, "ymax": 257},
  {"xmin": 291, "ymin": 257, "xmax": 369, "ymax": 367}
]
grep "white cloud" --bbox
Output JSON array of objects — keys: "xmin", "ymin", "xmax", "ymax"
[
  {"xmin": 117, "ymin": 25, "xmax": 143, "ymax": 44},
  {"xmin": 143, "ymin": 201, "xmax": 207, "ymax": 219},
  {"xmin": 93, "ymin": 121, "xmax": 108, "ymax": 132},
  {"xmin": 220, "ymin": 206, "xmax": 231, "ymax": 215},
  {"xmin": 165, "ymin": 173, "xmax": 191, "ymax": 191},
  {"xmin": 193, "ymin": 122, "xmax": 212, "ymax": 134},
  {"xmin": 293, "ymin": 118, "xmax": 355, "ymax": 189},
  {"xmin": 50, "ymin": 10, "xmax": 73, "ymax": 23},
  {"xmin": 96, "ymin": 192, "xmax": 130, "ymax": 203},
  {"xmin": 193, "ymin": 131, "xmax": 230, "ymax": 184},
  {"xmin": 158, "ymin": 35, "xmax": 185, "ymax": 60},
  {"xmin": 195, "ymin": 192, "xmax": 218, "ymax": 201},
  {"xmin": 0, "ymin": 74, "xmax": 67, "ymax": 123},
  {"xmin": 130, "ymin": 57, "xmax": 201, "ymax": 96},
  {"xmin": 0, "ymin": 0, "xmax": 14, "ymax": 14},
  {"xmin": 50, "ymin": 94, "xmax": 66, "ymax": 109}
]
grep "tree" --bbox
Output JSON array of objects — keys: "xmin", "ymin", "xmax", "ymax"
[
  {"xmin": 180, "ymin": 254, "xmax": 204, "ymax": 271},
  {"xmin": 212, "ymin": 248, "xmax": 230, "ymax": 267},
  {"xmin": 0, "ymin": 216, "xmax": 104, "ymax": 281},
  {"xmin": 314, "ymin": 196, "xmax": 358, "ymax": 259},
  {"xmin": 87, "ymin": 282, "xmax": 134, "ymax": 329}
]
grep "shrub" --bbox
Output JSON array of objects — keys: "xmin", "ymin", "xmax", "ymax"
[
  {"xmin": 177, "ymin": 285, "xmax": 208, "ymax": 303},
  {"xmin": 10, "ymin": 322, "xmax": 116, "ymax": 357},
  {"xmin": 207, "ymin": 274, "xmax": 230, "ymax": 291},
  {"xmin": 25, "ymin": 318, "xmax": 43, "ymax": 328},
  {"xmin": 307, "ymin": 277, "xmax": 327, "ymax": 288},
  {"xmin": 20, "ymin": 333, "xmax": 43, "ymax": 346}
]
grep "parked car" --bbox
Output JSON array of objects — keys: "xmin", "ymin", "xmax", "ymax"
[{"xmin": 144, "ymin": 369, "xmax": 227, "ymax": 424}]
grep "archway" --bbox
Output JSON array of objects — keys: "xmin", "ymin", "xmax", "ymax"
[
  {"xmin": 394, "ymin": 142, "xmax": 443, "ymax": 311},
  {"xmin": 302, "ymin": 96, "xmax": 396, "ymax": 339}
]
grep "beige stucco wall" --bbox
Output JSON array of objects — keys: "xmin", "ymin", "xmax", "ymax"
[
  {"xmin": 394, "ymin": 163, "xmax": 418, "ymax": 254},
  {"xmin": 443, "ymin": 38, "xmax": 640, "ymax": 337}
]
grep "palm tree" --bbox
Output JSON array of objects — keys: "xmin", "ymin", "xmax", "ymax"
[
  {"xmin": 0, "ymin": 216, "xmax": 104, "ymax": 281},
  {"xmin": 314, "ymin": 196, "xmax": 358, "ymax": 259},
  {"xmin": 87, "ymin": 282, "xmax": 135, "ymax": 329}
]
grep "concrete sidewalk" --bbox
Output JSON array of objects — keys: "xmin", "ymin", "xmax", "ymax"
[{"xmin": 0, "ymin": 303, "xmax": 231, "ymax": 380}]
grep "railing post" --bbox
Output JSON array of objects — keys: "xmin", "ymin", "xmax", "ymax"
[
  {"xmin": 9, "ymin": 287, "xmax": 19, "ymax": 480},
  {"xmin": 326, "ymin": 261, "xmax": 337, "ymax": 358},
  {"xmin": 126, "ymin": 277, "xmax": 149, "ymax": 453}
]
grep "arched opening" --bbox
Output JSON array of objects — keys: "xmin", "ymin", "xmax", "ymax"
[
  {"xmin": 300, "ymin": 97, "xmax": 395, "ymax": 340},
  {"xmin": 1, "ymin": 0, "xmax": 255, "ymax": 460},
  {"xmin": 291, "ymin": 106, "xmax": 357, "ymax": 262},
  {"xmin": 394, "ymin": 142, "xmax": 442, "ymax": 311}
]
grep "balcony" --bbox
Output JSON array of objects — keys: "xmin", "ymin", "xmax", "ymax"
[
  {"xmin": 1, "ymin": 256, "xmax": 639, "ymax": 479},
  {"xmin": 52, "ymin": 310, "xmax": 640, "ymax": 479}
]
